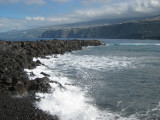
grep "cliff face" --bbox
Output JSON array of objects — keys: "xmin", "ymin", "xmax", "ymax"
[{"xmin": 41, "ymin": 20, "xmax": 160, "ymax": 40}]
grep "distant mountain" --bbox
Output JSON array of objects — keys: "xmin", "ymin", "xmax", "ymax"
[
  {"xmin": 0, "ymin": 16, "xmax": 160, "ymax": 39},
  {"xmin": 0, "ymin": 16, "xmax": 155, "ymax": 39},
  {"xmin": 41, "ymin": 16, "xmax": 160, "ymax": 40}
]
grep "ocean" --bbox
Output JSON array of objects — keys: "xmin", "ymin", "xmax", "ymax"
[{"xmin": 25, "ymin": 39, "xmax": 160, "ymax": 120}]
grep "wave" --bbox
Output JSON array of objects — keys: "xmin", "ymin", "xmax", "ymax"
[
  {"xmin": 36, "ymin": 54, "xmax": 138, "ymax": 72},
  {"xmin": 25, "ymin": 53, "xmax": 139, "ymax": 120},
  {"xmin": 109, "ymin": 43, "xmax": 160, "ymax": 46}
]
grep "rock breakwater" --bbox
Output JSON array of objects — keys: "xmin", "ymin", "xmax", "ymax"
[{"xmin": 0, "ymin": 39, "xmax": 103, "ymax": 95}]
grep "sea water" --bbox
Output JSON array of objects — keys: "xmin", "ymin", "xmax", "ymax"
[{"xmin": 25, "ymin": 39, "xmax": 160, "ymax": 120}]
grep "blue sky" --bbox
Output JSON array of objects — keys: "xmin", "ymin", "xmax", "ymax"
[{"xmin": 0, "ymin": 0, "xmax": 160, "ymax": 32}]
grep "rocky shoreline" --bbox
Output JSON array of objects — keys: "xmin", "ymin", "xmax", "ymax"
[{"xmin": 0, "ymin": 39, "xmax": 103, "ymax": 120}]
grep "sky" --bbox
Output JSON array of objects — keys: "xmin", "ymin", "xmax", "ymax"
[{"xmin": 0, "ymin": 0, "xmax": 160, "ymax": 33}]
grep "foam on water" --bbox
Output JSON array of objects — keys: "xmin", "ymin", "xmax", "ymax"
[
  {"xmin": 134, "ymin": 102, "xmax": 160, "ymax": 119},
  {"xmin": 110, "ymin": 43, "xmax": 160, "ymax": 46},
  {"xmin": 36, "ymin": 54, "xmax": 138, "ymax": 72},
  {"xmin": 25, "ymin": 53, "xmax": 139, "ymax": 120}
]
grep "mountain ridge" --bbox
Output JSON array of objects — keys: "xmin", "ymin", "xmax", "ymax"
[
  {"xmin": 41, "ymin": 16, "xmax": 160, "ymax": 40},
  {"xmin": 0, "ymin": 15, "xmax": 160, "ymax": 39}
]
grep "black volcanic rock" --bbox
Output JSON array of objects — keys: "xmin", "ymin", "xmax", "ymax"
[
  {"xmin": 0, "ymin": 93, "xmax": 58, "ymax": 120},
  {"xmin": 0, "ymin": 39, "xmax": 104, "ymax": 119},
  {"xmin": 0, "ymin": 39, "xmax": 103, "ymax": 94},
  {"xmin": 29, "ymin": 77, "xmax": 51, "ymax": 93},
  {"xmin": 40, "ymin": 72, "xmax": 50, "ymax": 77}
]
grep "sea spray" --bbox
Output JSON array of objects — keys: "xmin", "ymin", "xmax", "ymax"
[
  {"xmin": 24, "ymin": 39, "xmax": 160, "ymax": 120},
  {"xmin": 25, "ymin": 51, "xmax": 139, "ymax": 120}
]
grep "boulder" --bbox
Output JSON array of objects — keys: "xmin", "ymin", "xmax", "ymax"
[
  {"xmin": 14, "ymin": 81, "xmax": 27, "ymax": 95},
  {"xmin": 4, "ymin": 76, "xmax": 13, "ymax": 85},
  {"xmin": 30, "ymin": 72, "xmax": 36, "ymax": 77},
  {"xmin": 40, "ymin": 72, "xmax": 50, "ymax": 77},
  {"xmin": 50, "ymin": 80, "xmax": 65, "ymax": 89},
  {"xmin": 0, "ymin": 39, "xmax": 103, "ymax": 94},
  {"xmin": 29, "ymin": 77, "xmax": 51, "ymax": 93}
]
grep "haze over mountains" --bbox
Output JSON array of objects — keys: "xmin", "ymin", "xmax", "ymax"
[{"xmin": 0, "ymin": 16, "xmax": 160, "ymax": 40}]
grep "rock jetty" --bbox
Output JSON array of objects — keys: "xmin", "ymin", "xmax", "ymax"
[
  {"xmin": 0, "ymin": 39, "xmax": 103, "ymax": 120},
  {"xmin": 0, "ymin": 39, "xmax": 103, "ymax": 94}
]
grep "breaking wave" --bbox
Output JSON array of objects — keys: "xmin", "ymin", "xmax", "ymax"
[
  {"xmin": 25, "ymin": 52, "xmax": 139, "ymax": 120},
  {"xmin": 110, "ymin": 43, "xmax": 160, "ymax": 46}
]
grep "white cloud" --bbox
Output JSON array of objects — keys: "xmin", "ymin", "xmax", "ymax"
[
  {"xmin": 0, "ymin": 0, "xmax": 73, "ymax": 5},
  {"xmin": 25, "ymin": 16, "xmax": 45, "ymax": 21},
  {"xmin": 51, "ymin": 0, "xmax": 72, "ymax": 2},
  {"xmin": 0, "ymin": 23, "xmax": 3, "ymax": 26},
  {"xmin": 25, "ymin": 16, "xmax": 32, "ymax": 21},
  {"xmin": 25, "ymin": 15, "xmax": 78, "ymax": 24},
  {"xmin": 0, "ymin": 18, "xmax": 25, "ymax": 32},
  {"xmin": 47, "ymin": 17, "xmax": 73, "ymax": 22},
  {"xmin": 24, "ymin": 0, "xmax": 46, "ymax": 5},
  {"xmin": 24, "ymin": 0, "xmax": 160, "ymax": 26},
  {"xmin": 81, "ymin": 0, "xmax": 113, "ymax": 6},
  {"xmin": 0, "ymin": 16, "xmax": 79, "ymax": 32},
  {"xmin": 0, "ymin": 0, "xmax": 46, "ymax": 5},
  {"xmin": 0, "ymin": 18, "xmax": 55, "ymax": 32},
  {"xmin": 1, "ymin": 0, "xmax": 160, "ymax": 33},
  {"xmin": 131, "ymin": 0, "xmax": 160, "ymax": 13},
  {"xmin": 0, "ymin": 0, "xmax": 19, "ymax": 4},
  {"xmin": 74, "ymin": 0, "xmax": 160, "ymax": 20}
]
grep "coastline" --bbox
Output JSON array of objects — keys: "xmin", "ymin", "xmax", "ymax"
[{"xmin": 0, "ymin": 39, "xmax": 103, "ymax": 119}]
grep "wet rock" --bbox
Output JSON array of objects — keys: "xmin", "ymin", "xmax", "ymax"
[
  {"xmin": 53, "ymin": 115, "xmax": 59, "ymax": 120},
  {"xmin": 54, "ymin": 55, "xmax": 58, "ymax": 58},
  {"xmin": 28, "ymin": 61, "xmax": 38, "ymax": 69},
  {"xmin": 41, "ymin": 56, "xmax": 50, "ymax": 59},
  {"xmin": 0, "ymin": 39, "xmax": 103, "ymax": 94},
  {"xmin": 0, "ymin": 93, "xmax": 57, "ymax": 120},
  {"xmin": 14, "ymin": 81, "xmax": 27, "ymax": 95},
  {"xmin": 4, "ymin": 77, "xmax": 13, "ymax": 85},
  {"xmin": 29, "ymin": 77, "xmax": 51, "ymax": 93},
  {"xmin": 40, "ymin": 72, "xmax": 50, "ymax": 77},
  {"xmin": 50, "ymin": 80, "xmax": 65, "ymax": 89},
  {"xmin": 30, "ymin": 72, "xmax": 36, "ymax": 77},
  {"xmin": 36, "ymin": 60, "xmax": 41, "ymax": 64}
]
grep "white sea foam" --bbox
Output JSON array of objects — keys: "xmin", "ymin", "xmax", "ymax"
[
  {"xmin": 25, "ymin": 53, "xmax": 139, "ymax": 120},
  {"xmin": 136, "ymin": 102, "xmax": 160, "ymax": 119},
  {"xmin": 116, "ymin": 43, "xmax": 160, "ymax": 46},
  {"xmin": 35, "ymin": 54, "xmax": 138, "ymax": 72}
]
